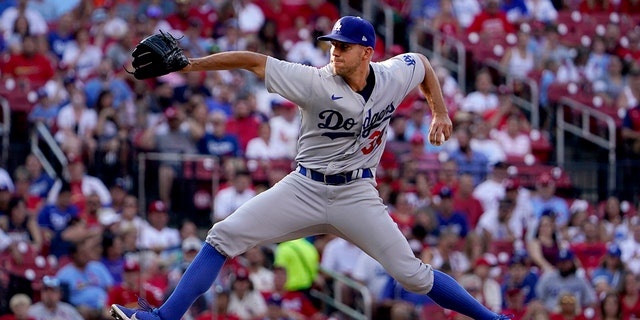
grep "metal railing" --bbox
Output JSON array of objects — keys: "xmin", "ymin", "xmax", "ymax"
[
  {"xmin": 409, "ymin": 26, "xmax": 467, "ymax": 94},
  {"xmin": 555, "ymin": 97, "xmax": 617, "ymax": 192},
  {"xmin": 29, "ymin": 122, "xmax": 67, "ymax": 179},
  {"xmin": 482, "ymin": 59, "xmax": 541, "ymax": 130},
  {"xmin": 0, "ymin": 98, "xmax": 10, "ymax": 168},
  {"xmin": 310, "ymin": 267, "xmax": 372, "ymax": 320},
  {"xmin": 137, "ymin": 152, "xmax": 220, "ymax": 219},
  {"xmin": 508, "ymin": 77, "xmax": 540, "ymax": 130}
]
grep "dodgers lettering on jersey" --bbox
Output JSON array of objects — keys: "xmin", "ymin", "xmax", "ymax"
[{"xmin": 265, "ymin": 53, "xmax": 425, "ymax": 175}]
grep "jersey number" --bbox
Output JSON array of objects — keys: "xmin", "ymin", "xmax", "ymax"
[{"xmin": 361, "ymin": 130, "xmax": 383, "ymax": 155}]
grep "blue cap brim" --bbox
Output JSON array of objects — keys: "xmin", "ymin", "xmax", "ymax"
[{"xmin": 317, "ymin": 34, "xmax": 361, "ymax": 45}]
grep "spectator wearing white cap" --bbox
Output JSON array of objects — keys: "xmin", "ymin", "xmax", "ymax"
[{"xmin": 168, "ymin": 236, "xmax": 202, "ymax": 287}]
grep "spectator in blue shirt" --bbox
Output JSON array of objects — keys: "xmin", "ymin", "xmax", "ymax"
[
  {"xmin": 448, "ymin": 127, "xmax": 489, "ymax": 186},
  {"xmin": 27, "ymin": 88, "xmax": 58, "ymax": 129},
  {"xmin": 100, "ymin": 230, "xmax": 126, "ymax": 286},
  {"xmin": 435, "ymin": 187, "xmax": 469, "ymax": 237},
  {"xmin": 37, "ymin": 180, "xmax": 79, "ymax": 257},
  {"xmin": 198, "ymin": 110, "xmax": 242, "ymax": 159},
  {"xmin": 46, "ymin": 13, "xmax": 74, "ymax": 61},
  {"xmin": 84, "ymin": 59, "xmax": 135, "ymax": 110},
  {"xmin": 56, "ymin": 237, "xmax": 114, "ymax": 320},
  {"xmin": 530, "ymin": 173, "xmax": 570, "ymax": 227},
  {"xmin": 500, "ymin": 253, "xmax": 538, "ymax": 309}
]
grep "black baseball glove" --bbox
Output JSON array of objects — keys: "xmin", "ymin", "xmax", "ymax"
[{"xmin": 127, "ymin": 30, "xmax": 190, "ymax": 80}]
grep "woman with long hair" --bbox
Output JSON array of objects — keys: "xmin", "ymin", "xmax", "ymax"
[
  {"xmin": 0, "ymin": 196, "xmax": 43, "ymax": 254},
  {"xmin": 600, "ymin": 292, "xmax": 622, "ymax": 320},
  {"xmin": 620, "ymin": 272, "xmax": 640, "ymax": 319},
  {"xmin": 526, "ymin": 213, "xmax": 560, "ymax": 273}
]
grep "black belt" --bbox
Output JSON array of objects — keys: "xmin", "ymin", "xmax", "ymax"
[{"xmin": 298, "ymin": 165, "xmax": 373, "ymax": 185}]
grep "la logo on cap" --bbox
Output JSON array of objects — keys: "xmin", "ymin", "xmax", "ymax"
[{"xmin": 334, "ymin": 21, "xmax": 342, "ymax": 31}]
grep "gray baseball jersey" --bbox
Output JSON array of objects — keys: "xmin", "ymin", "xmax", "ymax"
[
  {"xmin": 206, "ymin": 53, "xmax": 434, "ymax": 295},
  {"xmin": 265, "ymin": 53, "xmax": 425, "ymax": 174}
]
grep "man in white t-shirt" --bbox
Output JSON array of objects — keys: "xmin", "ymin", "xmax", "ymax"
[
  {"xmin": 269, "ymin": 100, "xmax": 301, "ymax": 159},
  {"xmin": 477, "ymin": 198, "xmax": 523, "ymax": 241},
  {"xmin": 473, "ymin": 161, "xmax": 509, "ymax": 213},
  {"xmin": 320, "ymin": 237, "xmax": 363, "ymax": 277},
  {"xmin": 352, "ymin": 251, "xmax": 389, "ymax": 302},
  {"xmin": 213, "ymin": 171, "xmax": 256, "ymax": 222},
  {"xmin": 461, "ymin": 71, "xmax": 499, "ymax": 115},
  {"xmin": 137, "ymin": 200, "xmax": 181, "ymax": 252},
  {"xmin": 620, "ymin": 222, "xmax": 640, "ymax": 275}
]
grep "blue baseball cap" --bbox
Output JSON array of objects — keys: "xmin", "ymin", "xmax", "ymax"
[
  {"xmin": 607, "ymin": 243, "xmax": 622, "ymax": 257},
  {"xmin": 558, "ymin": 249, "xmax": 574, "ymax": 261},
  {"xmin": 317, "ymin": 16, "xmax": 376, "ymax": 48}
]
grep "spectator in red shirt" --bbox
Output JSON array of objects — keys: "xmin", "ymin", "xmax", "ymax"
[
  {"xmin": 257, "ymin": 0, "xmax": 297, "ymax": 34},
  {"xmin": 453, "ymin": 173, "xmax": 484, "ymax": 229},
  {"xmin": 166, "ymin": 0, "xmax": 193, "ymax": 33},
  {"xmin": 620, "ymin": 272, "xmax": 640, "ymax": 320},
  {"xmin": 569, "ymin": 215, "xmax": 607, "ymax": 276},
  {"xmin": 398, "ymin": 133, "xmax": 441, "ymax": 183},
  {"xmin": 431, "ymin": 159, "xmax": 459, "ymax": 197},
  {"xmin": 466, "ymin": 0, "xmax": 516, "ymax": 39},
  {"xmin": 225, "ymin": 96, "xmax": 262, "ymax": 154},
  {"xmin": 190, "ymin": 0, "xmax": 217, "ymax": 37},
  {"xmin": 82, "ymin": 193, "xmax": 103, "ymax": 229},
  {"xmin": 1, "ymin": 35, "xmax": 54, "ymax": 88},
  {"xmin": 106, "ymin": 260, "xmax": 164, "ymax": 311},
  {"xmin": 389, "ymin": 192, "xmax": 417, "ymax": 238}
]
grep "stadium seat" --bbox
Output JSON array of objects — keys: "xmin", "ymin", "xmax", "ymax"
[
  {"xmin": 182, "ymin": 158, "xmax": 219, "ymax": 181},
  {"xmin": 510, "ymin": 163, "xmax": 572, "ymax": 189}
]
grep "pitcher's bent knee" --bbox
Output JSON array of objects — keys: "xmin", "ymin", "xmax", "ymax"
[
  {"xmin": 205, "ymin": 222, "xmax": 238, "ymax": 257},
  {"xmin": 393, "ymin": 263, "xmax": 435, "ymax": 294}
]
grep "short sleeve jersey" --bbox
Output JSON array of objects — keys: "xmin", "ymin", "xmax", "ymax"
[{"xmin": 265, "ymin": 53, "xmax": 426, "ymax": 175}]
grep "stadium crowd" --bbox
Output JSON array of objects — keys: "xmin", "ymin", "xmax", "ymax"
[{"xmin": 0, "ymin": 0, "xmax": 640, "ymax": 319}]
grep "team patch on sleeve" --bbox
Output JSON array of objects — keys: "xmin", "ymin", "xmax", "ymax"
[{"xmin": 403, "ymin": 54, "xmax": 416, "ymax": 66}]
